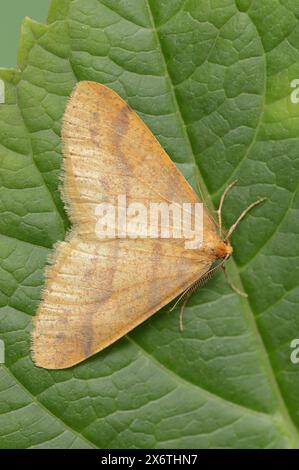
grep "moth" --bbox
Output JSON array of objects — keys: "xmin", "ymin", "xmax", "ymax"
[{"xmin": 32, "ymin": 81, "xmax": 264, "ymax": 369}]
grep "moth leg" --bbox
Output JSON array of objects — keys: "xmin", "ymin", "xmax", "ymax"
[
  {"xmin": 179, "ymin": 290, "xmax": 193, "ymax": 332},
  {"xmin": 170, "ymin": 257, "xmax": 230, "ymax": 330},
  {"xmin": 168, "ymin": 267, "xmax": 216, "ymax": 315},
  {"xmin": 178, "ymin": 265, "xmax": 222, "ymax": 331},
  {"xmin": 217, "ymin": 180, "xmax": 237, "ymax": 237},
  {"xmin": 221, "ymin": 264, "xmax": 247, "ymax": 297},
  {"xmin": 169, "ymin": 288, "xmax": 190, "ymax": 313}
]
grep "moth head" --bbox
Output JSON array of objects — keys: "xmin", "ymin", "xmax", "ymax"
[{"xmin": 215, "ymin": 239, "xmax": 233, "ymax": 260}]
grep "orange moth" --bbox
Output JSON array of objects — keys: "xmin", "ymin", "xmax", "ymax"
[{"xmin": 32, "ymin": 81, "xmax": 265, "ymax": 369}]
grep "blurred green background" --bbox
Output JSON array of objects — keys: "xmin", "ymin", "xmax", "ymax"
[{"xmin": 0, "ymin": 0, "xmax": 49, "ymax": 68}]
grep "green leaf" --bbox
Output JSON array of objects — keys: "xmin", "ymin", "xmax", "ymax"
[{"xmin": 0, "ymin": 0, "xmax": 299, "ymax": 448}]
